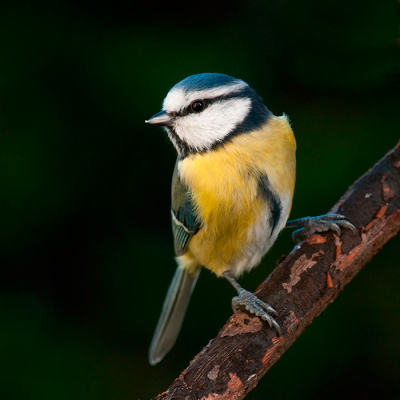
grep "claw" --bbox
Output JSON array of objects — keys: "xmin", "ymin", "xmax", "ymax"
[
  {"xmin": 324, "ymin": 213, "xmax": 346, "ymax": 220},
  {"xmin": 328, "ymin": 223, "xmax": 341, "ymax": 236},
  {"xmin": 287, "ymin": 213, "xmax": 357, "ymax": 242},
  {"xmin": 224, "ymin": 271, "xmax": 281, "ymax": 335},
  {"xmin": 340, "ymin": 220, "xmax": 358, "ymax": 233},
  {"xmin": 232, "ymin": 289, "xmax": 281, "ymax": 335},
  {"xmin": 255, "ymin": 296, "xmax": 278, "ymax": 315},
  {"xmin": 262, "ymin": 314, "xmax": 273, "ymax": 328}
]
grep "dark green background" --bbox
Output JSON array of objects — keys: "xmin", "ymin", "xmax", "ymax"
[{"xmin": 1, "ymin": 1, "xmax": 399, "ymax": 399}]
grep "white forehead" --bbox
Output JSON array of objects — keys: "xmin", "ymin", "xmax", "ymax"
[{"xmin": 163, "ymin": 81, "xmax": 248, "ymax": 113}]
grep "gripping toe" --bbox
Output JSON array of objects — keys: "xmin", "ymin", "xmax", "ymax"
[
  {"xmin": 287, "ymin": 213, "xmax": 357, "ymax": 242},
  {"xmin": 232, "ymin": 289, "xmax": 281, "ymax": 335}
]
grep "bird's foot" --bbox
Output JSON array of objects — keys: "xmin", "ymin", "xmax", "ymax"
[
  {"xmin": 286, "ymin": 213, "xmax": 357, "ymax": 243},
  {"xmin": 232, "ymin": 289, "xmax": 281, "ymax": 335}
]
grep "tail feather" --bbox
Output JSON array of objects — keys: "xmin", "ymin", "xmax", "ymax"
[{"xmin": 149, "ymin": 266, "xmax": 200, "ymax": 365}]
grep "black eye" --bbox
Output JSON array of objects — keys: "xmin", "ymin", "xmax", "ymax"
[{"xmin": 191, "ymin": 100, "xmax": 205, "ymax": 113}]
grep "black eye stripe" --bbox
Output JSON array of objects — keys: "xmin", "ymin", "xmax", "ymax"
[
  {"xmin": 176, "ymin": 99, "xmax": 209, "ymax": 117},
  {"xmin": 175, "ymin": 90, "xmax": 248, "ymax": 117}
]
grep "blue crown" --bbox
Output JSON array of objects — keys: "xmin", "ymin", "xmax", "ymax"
[{"xmin": 173, "ymin": 73, "xmax": 241, "ymax": 93}]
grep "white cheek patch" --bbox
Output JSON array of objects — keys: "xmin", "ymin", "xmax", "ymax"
[
  {"xmin": 163, "ymin": 81, "xmax": 248, "ymax": 113},
  {"xmin": 173, "ymin": 97, "xmax": 251, "ymax": 151}
]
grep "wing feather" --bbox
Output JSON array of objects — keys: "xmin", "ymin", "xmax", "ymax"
[{"xmin": 171, "ymin": 158, "xmax": 201, "ymax": 255}]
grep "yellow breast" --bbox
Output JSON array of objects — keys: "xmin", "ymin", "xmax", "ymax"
[{"xmin": 177, "ymin": 115, "xmax": 296, "ymax": 276}]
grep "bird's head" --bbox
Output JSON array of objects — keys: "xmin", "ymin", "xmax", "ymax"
[{"xmin": 146, "ymin": 73, "xmax": 270, "ymax": 157}]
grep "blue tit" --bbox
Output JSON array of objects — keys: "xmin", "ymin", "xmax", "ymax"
[{"xmin": 146, "ymin": 73, "xmax": 355, "ymax": 365}]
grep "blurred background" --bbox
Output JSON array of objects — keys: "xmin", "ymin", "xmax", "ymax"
[{"xmin": 0, "ymin": 0, "xmax": 399, "ymax": 399}]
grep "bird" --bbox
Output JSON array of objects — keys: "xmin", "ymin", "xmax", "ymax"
[{"xmin": 146, "ymin": 73, "xmax": 356, "ymax": 365}]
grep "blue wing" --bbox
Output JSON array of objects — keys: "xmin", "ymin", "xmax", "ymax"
[{"xmin": 171, "ymin": 159, "xmax": 201, "ymax": 256}]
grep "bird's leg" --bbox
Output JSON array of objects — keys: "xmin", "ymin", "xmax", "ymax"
[
  {"xmin": 222, "ymin": 270, "xmax": 281, "ymax": 335},
  {"xmin": 286, "ymin": 213, "xmax": 357, "ymax": 243}
]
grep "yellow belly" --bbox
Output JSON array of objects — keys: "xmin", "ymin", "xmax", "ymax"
[
  {"xmin": 188, "ymin": 184, "xmax": 265, "ymax": 275},
  {"xmin": 177, "ymin": 115, "xmax": 296, "ymax": 276}
]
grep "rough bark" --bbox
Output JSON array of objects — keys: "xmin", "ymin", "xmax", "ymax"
[{"xmin": 154, "ymin": 142, "xmax": 400, "ymax": 400}]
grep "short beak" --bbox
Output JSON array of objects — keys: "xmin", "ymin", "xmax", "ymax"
[{"xmin": 145, "ymin": 110, "xmax": 174, "ymax": 126}]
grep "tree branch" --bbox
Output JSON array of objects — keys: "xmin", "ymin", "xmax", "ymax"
[{"xmin": 154, "ymin": 143, "xmax": 400, "ymax": 400}]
